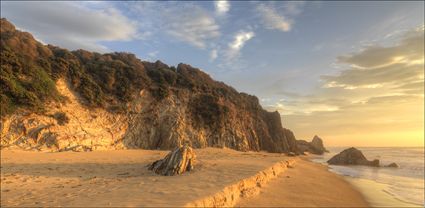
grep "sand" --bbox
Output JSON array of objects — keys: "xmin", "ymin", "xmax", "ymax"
[
  {"xmin": 1, "ymin": 148, "xmax": 292, "ymax": 207},
  {"xmin": 1, "ymin": 149, "xmax": 368, "ymax": 207},
  {"xmin": 236, "ymin": 157, "xmax": 369, "ymax": 207}
]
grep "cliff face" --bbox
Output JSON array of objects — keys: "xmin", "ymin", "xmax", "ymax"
[{"xmin": 0, "ymin": 19, "xmax": 299, "ymax": 153}]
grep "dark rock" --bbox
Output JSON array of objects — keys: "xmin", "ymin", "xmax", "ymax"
[
  {"xmin": 310, "ymin": 135, "xmax": 328, "ymax": 154},
  {"xmin": 385, "ymin": 162, "xmax": 399, "ymax": 168},
  {"xmin": 327, "ymin": 147, "xmax": 380, "ymax": 167},
  {"xmin": 296, "ymin": 135, "xmax": 328, "ymax": 155},
  {"xmin": 287, "ymin": 152, "xmax": 297, "ymax": 157},
  {"xmin": 148, "ymin": 144, "xmax": 196, "ymax": 176}
]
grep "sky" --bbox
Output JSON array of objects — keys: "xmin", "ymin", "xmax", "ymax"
[{"xmin": 1, "ymin": 1, "xmax": 424, "ymax": 147}]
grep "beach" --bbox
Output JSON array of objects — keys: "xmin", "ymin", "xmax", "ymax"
[
  {"xmin": 1, "ymin": 148, "xmax": 368, "ymax": 207},
  {"xmin": 236, "ymin": 158, "xmax": 369, "ymax": 207},
  {"xmin": 312, "ymin": 147, "xmax": 424, "ymax": 207}
]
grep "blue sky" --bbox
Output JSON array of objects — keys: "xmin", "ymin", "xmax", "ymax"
[{"xmin": 2, "ymin": 1, "xmax": 424, "ymax": 146}]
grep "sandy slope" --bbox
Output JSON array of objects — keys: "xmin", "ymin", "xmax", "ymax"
[
  {"xmin": 1, "ymin": 148, "xmax": 292, "ymax": 207},
  {"xmin": 236, "ymin": 157, "xmax": 369, "ymax": 207}
]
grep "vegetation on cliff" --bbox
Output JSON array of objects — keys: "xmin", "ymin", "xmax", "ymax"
[{"xmin": 0, "ymin": 18, "xmax": 300, "ymax": 153}]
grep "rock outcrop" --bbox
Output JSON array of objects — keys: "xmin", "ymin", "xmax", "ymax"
[
  {"xmin": 148, "ymin": 144, "xmax": 196, "ymax": 176},
  {"xmin": 0, "ymin": 18, "xmax": 299, "ymax": 154},
  {"xmin": 327, "ymin": 147, "xmax": 380, "ymax": 167},
  {"xmin": 296, "ymin": 135, "xmax": 328, "ymax": 155}
]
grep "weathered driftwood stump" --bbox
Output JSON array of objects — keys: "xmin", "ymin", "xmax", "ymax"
[{"xmin": 148, "ymin": 144, "xmax": 196, "ymax": 176}]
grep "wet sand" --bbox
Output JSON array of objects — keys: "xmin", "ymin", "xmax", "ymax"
[{"xmin": 345, "ymin": 177, "xmax": 421, "ymax": 207}]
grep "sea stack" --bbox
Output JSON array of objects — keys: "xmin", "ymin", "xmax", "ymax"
[
  {"xmin": 327, "ymin": 147, "xmax": 380, "ymax": 167},
  {"xmin": 296, "ymin": 135, "xmax": 328, "ymax": 155}
]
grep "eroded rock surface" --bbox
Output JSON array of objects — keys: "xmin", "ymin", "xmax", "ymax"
[
  {"xmin": 327, "ymin": 147, "xmax": 380, "ymax": 167},
  {"xmin": 148, "ymin": 144, "xmax": 196, "ymax": 176}
]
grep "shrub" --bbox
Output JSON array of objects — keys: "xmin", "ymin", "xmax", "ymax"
[{"xmin": 51, "ymin": 111, "xmax": 69, "ymax": 125}]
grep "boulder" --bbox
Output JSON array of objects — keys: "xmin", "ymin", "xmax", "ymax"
[
  {"xmin": 148, "ymin": 144, "xmax": 196, "ymax": 176},
  {"xmin": 286, "ymin": 152, "xmax": 297, "ymax": 157},
  {"xmin": 296, "ymin": 135, "xmax": 328, "ymax": 155},
  {"xmin": 385, "ymin": 162, "xmax": 399, "ymax": 168},
  {"xmin": 327, "ymin": 147, "xmax": 380, "ymax": 167}
]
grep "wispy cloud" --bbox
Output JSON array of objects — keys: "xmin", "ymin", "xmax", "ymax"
[
  {"xmin": 209, "ymin": 49, "xmax": 218, "ymax": 62},
  {"xmin": 229, "ymin": 31, "xmax": 255, "ymax": 51},
  {"xmin": 1, "ymin": 1, "xmax": 137, "ymax": 52},
  {"xmin": 162, "ymin": 4, "xmax": 220, "ymax": 49},
  {"xmin": 124, "ymin": 2, "xmax": 221, "ymax": 50},
  {"xmin": 323, "ymin": 28, "xmax": 424, "ymax": 90},
  {"xmin": 148, "ymin": 51, "xmax": 159, "ymax": 58},
  {"xmin": 256, "ymin": 4, "xmax": 291, "ymax": 32},
  {"xmin": 224, "ymin": 30, "xmax": 255, "ymax": 61},
  {"xmin": 256, "ymin": 2, "xmax": 305, "ymax": 32},
  {"xmin": 215, "ymin": 0, "xmax": 230, "ymax": 16},
  {"xmin": 283, "ymin": 1, "xmax": 305, "ymax": 16},
  {"xmin": 265, "ymin": 26, "xmax": 424, "ymax": 146}
]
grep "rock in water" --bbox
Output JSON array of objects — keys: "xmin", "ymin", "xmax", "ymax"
[
  {"xmin": 327, "ymin": 147, "xmax": 380, "ymax": 167},
  {"xmin": 148, "ymin": 144, "xmax": 196, "ymax": 176}
]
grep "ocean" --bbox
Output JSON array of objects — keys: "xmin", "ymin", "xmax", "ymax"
[{"xmin": 311, "ymin": 147, "xmax": 424, "ymax": 207}]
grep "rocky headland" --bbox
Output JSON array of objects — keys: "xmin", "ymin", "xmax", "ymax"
[{"xmin": 0, "ymin": 18, "xmax": 301, "ymax": 154}]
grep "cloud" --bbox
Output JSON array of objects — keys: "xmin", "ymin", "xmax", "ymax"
[
  {"xmin": 0, "ymin": 1, "xmax": 138, "ymax": 52},
  {"xmin": 162, "ymin": 4, "xmax": 220, "ymax": 49},
  {"xmin": 337, "ymin": 33, "xmax": 424, "ymax": 69},
  {"xmin": 209, "ymin": 49, "xmax": 218, "ymax": 61},
  {"xmin": 283, "ymin": 1, "xmax": 306, "ymax": 16},
  {"xmin": 256, "ymin": 4, "xmax": 292, "ymax": 32},
  {"xmin": 264, "ymin": 26, "xmax": 424, "ymax": 146},
  {"xmin": 148, "ymin": 51, "xmax": 159, "ymax": 58},
  {"xmin": 323, "ymin": 28, "xmax": 424, "ymax": 89},
  {"xmin": 223, "ymin": 30, "xmax": 255, "ymax": 61},
  {"xmin": 229, "ymin": 31, "xmax": 255, "ymax": 50},
  {"xmin": 322, "ymin": 63, "xmax": 423, "ymax": 89},
  {"xmin": 215, "ymin": 0, "xmax": 230, "ymax": 16}
]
